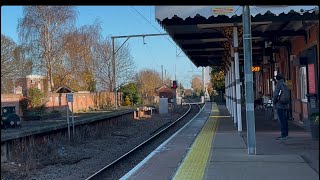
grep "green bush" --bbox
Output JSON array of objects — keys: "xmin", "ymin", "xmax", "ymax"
[
  {"xmin": 21, "ymin": 88, "xmax": 47, "ymax": 115},
  {"xmin": 124, "ymin": 96, "xmax": 131, "ymax": 106},
  {"xmin": 28, "ymin": 88, "xmax": 47, "ymax": 109},
  {"xmin": 120, "ymin": 83, "xmax": 140, "ymax": 105}
]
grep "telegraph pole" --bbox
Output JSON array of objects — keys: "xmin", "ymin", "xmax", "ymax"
[
  {"xmin": 202, "ymin": 67, "xmax": 205, "ymax": 92},
  {"xmin": 175, "ymin": 64, "xmax": 177, "ymax": 80},
  {"xmin": 161, "ymin": 65, "xmax": 164, "ymax": 84},
  {"xmin": 112, "ymin": 37, "xmax": 116, "ymax": 109},
  {"xmin": 111, "ymin": 33, "xmax": 168, "ymax": 109}
]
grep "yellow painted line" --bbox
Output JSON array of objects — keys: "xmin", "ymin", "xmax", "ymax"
[
  {"xmin": 210, "ymin": 115, "xmax": 231, "ymax": 118},
  {"xmin": 173, "ymin": 103, "xmax": 219, "ymax": 180}
]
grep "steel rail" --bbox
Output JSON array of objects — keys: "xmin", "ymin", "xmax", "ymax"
[{"xmin": 86, "ymin": 100, "xmax": 200, "ymax": 179}]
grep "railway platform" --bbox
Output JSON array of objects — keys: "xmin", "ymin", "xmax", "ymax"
[
  {"xmin": 1, "ymin": 109, "xmax": 134, "ymax": 142},
  {"xmin": 121, "ymin": 102, "xmax": 319, "ymax": 180},
  {"xmin": 1, "ymin": 108, "xmax": 135, "ymax": 163}
]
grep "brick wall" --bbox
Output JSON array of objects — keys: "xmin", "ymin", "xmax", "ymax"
[
  {"xmin": 16, "ymin": 76, "xmax": 49, "ymax": 96},
  {"xmin": 290, "ymin": 24, "xmax": 319, "ymax": 123},
  {"xmin": 1, "ymin": 92, "xmax": 121, "ymax": 116},
  {"xmin": 45, "ymin": 92, "xmax": 119, "ymax": 112},
  {"xmin": 291, "ymin": 25, "xmax": 318, "ymax": 56}
]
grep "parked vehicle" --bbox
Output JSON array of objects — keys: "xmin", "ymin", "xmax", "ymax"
[{"xmin": 1, "ymin": 106, "xmax": 21, "ymax": 129}]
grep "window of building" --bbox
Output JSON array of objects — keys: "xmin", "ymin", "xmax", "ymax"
[
  {"xmin": 299, "ymin": 66, "xmax": 308, "ymax": 102},
  {"xmin": 31, "ymin": 79, "xmax": 35, "ymax": 84}
]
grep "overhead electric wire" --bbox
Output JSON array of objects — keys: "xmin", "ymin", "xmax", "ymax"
[
  {"xmin": 130, "ymin": 6, "xmax": 177, "ymax": 47},
  {"xmin": 131, "ymin": 6, "xmax": 184, "ymax": 80},
  {"xmin": 234, "ymin": 6, "xmax": 241, "ymax": 14},
  {"xmin": 143, "ymin": 42, "xmax": 161, "ymax": 68}
]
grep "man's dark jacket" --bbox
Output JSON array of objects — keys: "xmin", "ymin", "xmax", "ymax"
[{"xmin": 272, "ymin": 79, "xmax": 289, "ymax": 109}]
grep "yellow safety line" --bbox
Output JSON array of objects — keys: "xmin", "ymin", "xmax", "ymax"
[
  {"xmin": 210, "ymin": 115, "xmax": 230, "ymax": 118},
  {"xmin": 173, "ymin": 103, "xmax": 219, "ymax": 180}
]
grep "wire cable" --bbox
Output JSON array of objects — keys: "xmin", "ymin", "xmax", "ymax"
[
  {"xmin": 141, "ymin": 37, "xmax": 171, "ymax": 79},
  {"xmin": 130, "ymin": 6, "xmax": 177, "ymax": 47},
  {"xmin": 143, "ymin": 41, "xmax": 161, "ymax": 68}
]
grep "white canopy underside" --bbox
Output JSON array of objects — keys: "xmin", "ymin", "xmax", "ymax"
[{"xmin": 156, "ymin": 6, "xmax": 318, "ymax": 20}]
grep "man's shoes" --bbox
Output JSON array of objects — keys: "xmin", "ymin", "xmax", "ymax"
[{"xmin": 276, "ymin": 136, "xmax": 288, "ymax": 140}]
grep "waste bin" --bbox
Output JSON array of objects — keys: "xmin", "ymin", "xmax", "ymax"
[{"xmin": 264, "ymin": 100, "xmax": 273, "ymax": 120}]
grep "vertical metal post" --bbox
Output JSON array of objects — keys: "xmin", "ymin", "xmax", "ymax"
[
  {"xmin": 179, "ymin": 83, "xmax": 182, "ymax": 98},
  {"xmin": 225, "ymin": 73, "xmax": 227, "ymax": 108},
  {"xmin": 66, "ymin": 103, "xmax": 70, "ymax": 142},
  {"xmin": 229, "ymin": 68, "xmax": 231, "ymax": 113},
  {"xmin": 229, "ymin": 68, "xmax": 232, "ymax": 114},
  {"xmin": 234, "ymin": 27, "xmax": 243, "ymax": 132},
  {"xmin": 229, "ymin": 64, "xmax": 234, "ymax": 117},
  {"xmin": 71, "ymin": 101, "xmax": 75, "ymax": 139},
  {"xmin": 243, "ymin": 5, "xmax": 256, "ymax": 155},
  {"xmin": 232, "ymin": 60, "xmax": 237, "ymax": 126},
  {"xmin": 226, "ymin": 70, "xmax": 229, "ymax": 112},
  {"xmin": 112, "ymin": 37, "xmax": 117, "ymax": 110},
  {"xmin": 175, "ymin": 64, "xmax": 177, "ymax": 80},
  {"xmin": 161, "ymin": 65, "xmax": 163, "ymax": 84},
  {"xmin": 273, "ymin": 71, "xmax": 278, "ymax": 121},
  {"xmin": 202, "ymin": 67, "xmax": 205, "ymax": 93},
  {"xmin": 227, "ymin": 69, "xmax": 230, "ymax": 113},
  {"xmin": 174, "ymin": 88, "xmax": 177, "ymax": 106},
  {"xmin": 174, "ymin": 66, "xmax": 177, "ymax": 107}
]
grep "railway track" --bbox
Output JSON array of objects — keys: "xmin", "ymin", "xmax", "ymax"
[{"xmin": 86, "ymin": 100, "xmax": 202, "ymax": 180}]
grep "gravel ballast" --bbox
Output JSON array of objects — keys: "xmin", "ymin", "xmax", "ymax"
[{"xmin": 1, "ymin": 105, "xmax": 194, "ymax": 180}]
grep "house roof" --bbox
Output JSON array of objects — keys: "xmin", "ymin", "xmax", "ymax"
[
  {"xmin": 55, "ymin": 86, "xmax": 74, "ymax": 93},
  {"xmin": 156, "ymin": 84, "xmax": 175, "ymax": 92},
  {"xmin": 156, "ymin": 85, "xmax": 168, "ymax": 91}
]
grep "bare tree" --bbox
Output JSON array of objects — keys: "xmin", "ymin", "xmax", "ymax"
[
  {"xmin": 136, "ymin": 68, "xmax": 162, "ymax": 98},
  {"xmin": 94, "ymin": 38, "xmax": 112, "ymax": 91},
  {"xmin": 1, "ymin": 34, "xmax": 32, "ymax": 93},
  {"xmin": 13, "ymin": 44, "xmax": 33, "ymax": 78},
  {"xmin": 57, "ymin": 21, "xmax": 102, "ymax": 92},
  {"xmin": 1, "ymin": 35, "xmax": 18, "ymax": 80},
  {"xmin": 191, "ymin": 74, "xmax": 202, "ymax": 95},
  {"xmin": 18, "ymin": 6, "xmax": 77, "ymax": 92},
  {"xmin": 94, "ymin": 38, "xmax": 136, "ymax": 92}
]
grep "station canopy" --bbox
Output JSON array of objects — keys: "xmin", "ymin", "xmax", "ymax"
[{"xmin": 156, "ymin": 6, "xmax": 319, "ymax": 67}]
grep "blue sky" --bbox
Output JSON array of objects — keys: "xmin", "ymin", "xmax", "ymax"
[{"xmin": 1, "ymin": 6, "xmax": 202, "ymax": 89}]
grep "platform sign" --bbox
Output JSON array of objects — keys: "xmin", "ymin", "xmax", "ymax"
[
  {"xmin": 66, "ymin": 93, "xmax": 74, "ymax": 142},
  {"xmin": 66, "ymin": 93, "xmax": 74, "ymax": 102},
  {"xmin": 212, "ymin": 6, "xmax": 234, "ymax": 15}
]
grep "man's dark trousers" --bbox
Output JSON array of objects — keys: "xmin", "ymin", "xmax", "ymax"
[{"xmin": 277, "ymin": 109, "xmax": 288, "ymax": 137}]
